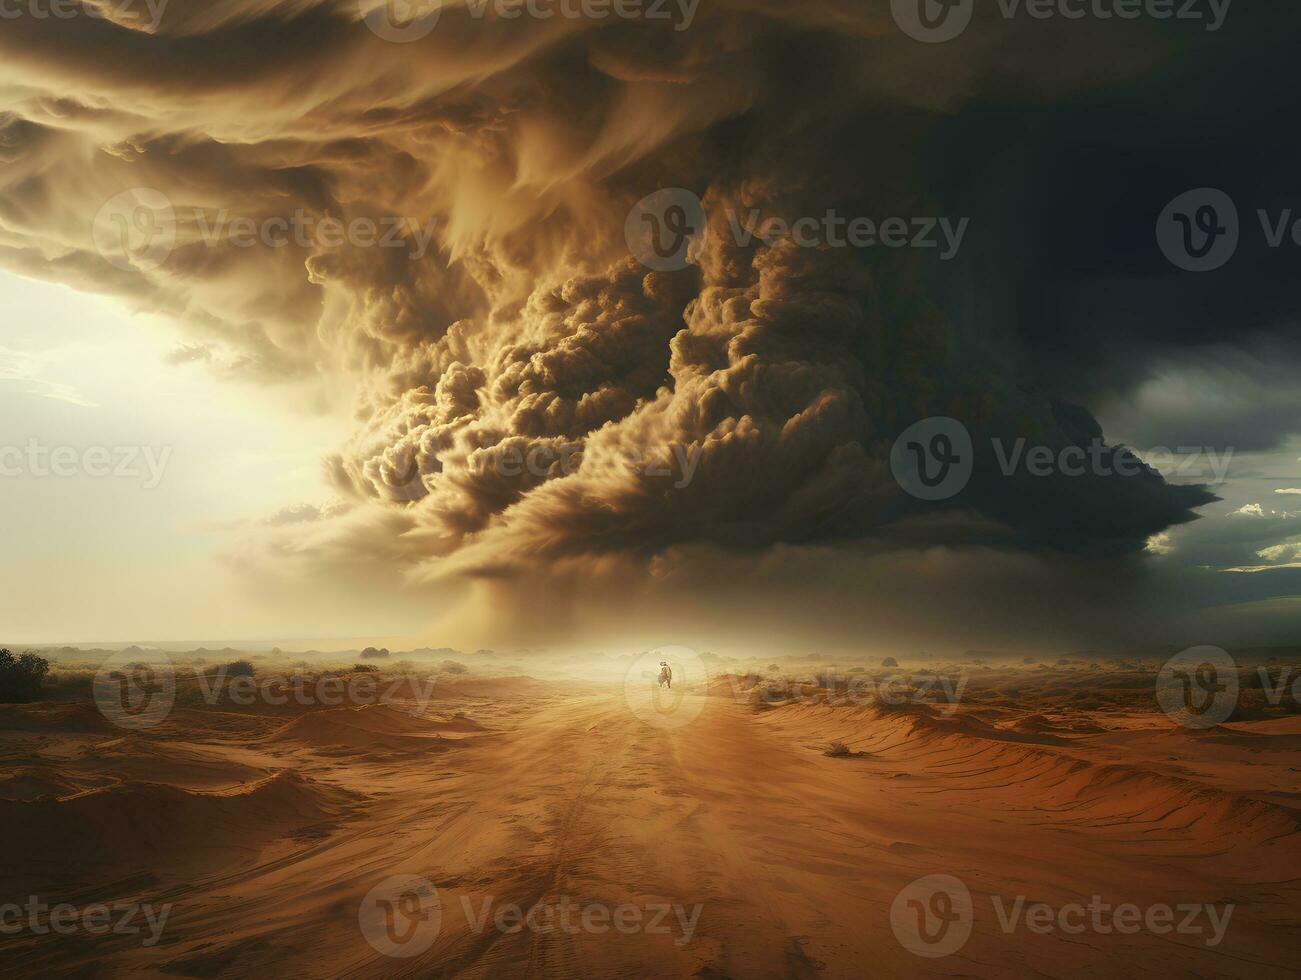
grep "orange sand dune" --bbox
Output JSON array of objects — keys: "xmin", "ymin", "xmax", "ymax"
[
  {"xmin": 0, "ymin": 701, "xmax": 116, "ymax": 734},
  {"xmin": 0, "ymin": 666, "xmax": 1297, "ymax": 977},
  {"xmin": 1, "ymin": 769, "xmax": 362, "ymax": 884},
  {"xmin": 268, "ymin": 704, "xmax": 462, "ymax": 755},
  {"xmin": 0, "ymin": 768, "xmax": 99, "ymax": 802},
  {"xmin": 71, "ymin": 736, "xmax": 272, "ymax": 790}
]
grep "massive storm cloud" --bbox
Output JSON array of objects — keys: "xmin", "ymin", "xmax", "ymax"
[{"xmin": 4, "ymin": 0, "xmax": 1297, "ymax": 644}]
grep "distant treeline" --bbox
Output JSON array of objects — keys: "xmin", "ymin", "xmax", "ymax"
[{"xmin": 0, "ymin": 648, "xmax": 51, "ymax": 703}]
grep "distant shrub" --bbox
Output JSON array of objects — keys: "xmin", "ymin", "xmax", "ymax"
[
  {"xmin": 824, "ymin": 741, "xmax": 852, "ymax": 758},
  {"xmin": 748, "ymin": 682, "xmax": 788, "ymax": 706},
  {"xmin": 225, "ymin": 660, "xmax": 256, "ymax": 677},
  {"xmin": 360, "ymin": 647, "xmax": 391, "ymax": 659},
  {"xmin": 40, "ymin": 667, "xmax": 95, "ymax": 699},
  {"xmin": 0, "ymin": 649, "xmax": 51, "ymax": 703},
  {"xmin": 881, "ymin": 657, "xmax": 898, "ymax": 667},
  {"xmin": 441, "ymin": 660, "xmax": 467, "ymax": 674},
  {"xmin": 352, "ymin": 664, "xmax": 380, "ymax": 673}
]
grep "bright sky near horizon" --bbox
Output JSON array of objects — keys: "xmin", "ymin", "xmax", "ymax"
[
  {"xmin": 0, "ymin": 270, "xmax": 431, "ymax": 645},
  {"xmin": 3, "ymin": 267, "xmax": 1298, "ymax": 653}
]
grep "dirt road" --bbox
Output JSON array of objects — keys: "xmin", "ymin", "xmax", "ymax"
[{"xmin": 3, "ymin": 678, "xmax": 1297, "ymax": 977}]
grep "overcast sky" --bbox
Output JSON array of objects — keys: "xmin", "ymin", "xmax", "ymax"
[{"xmin": 0, "ymin": 0, "xmax": 1297, "ymax": 654}]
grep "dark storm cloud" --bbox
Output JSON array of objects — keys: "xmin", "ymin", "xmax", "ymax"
[
  {"xmin": 4, "ymin": 0, "xmax": 1285, "ymax": 592},
  {"xmin": 915, "ymin": 4, "xmax": 1301, "ymax": 454},
  {"xmin": 1094, "ymin": 337, "xmax": 1301, "ymax": 453}
]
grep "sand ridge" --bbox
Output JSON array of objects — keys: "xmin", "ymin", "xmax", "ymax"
[{"xmin": 0, "ymin": 660, "xmax": 1297, "ymax": 977}]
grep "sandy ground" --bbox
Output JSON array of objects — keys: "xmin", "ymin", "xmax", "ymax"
[{"xmin": 0, "ymin": 664, "xmax": 1298, "ymax": 978}]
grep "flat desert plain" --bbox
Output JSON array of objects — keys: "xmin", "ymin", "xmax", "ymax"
[{"xmin": 1, "ymin": 655, "xmax": 1298, "ymax": 978}]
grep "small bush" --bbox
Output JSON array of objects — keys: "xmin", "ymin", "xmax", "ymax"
[
  {"xmin": 824, "ymin": 741, "xmax": 852, "ymax": 758},
  {"xmin": 749, "ymin": 682, "xmax": 789, "ymax": 706},
  {"xmin": 881, "ymin": 657, "xmax": 898, "ymax": 667},
  {"xmin": 360, "ymin": 647, "xmax": 390, "ymax": 659},
  {"xmin": 352, "ymin": 664, "xmax": 379, "ymax": 673},
  {"xmin": 225, "ymin": 660, "xmax": 256, "ymax": 677},
  {"xmin": 0, "ymin": 649, "xmax": 51, "ymax": 703},
  {"xmin": 441, "ymin": 660, "xmax": 467, "ymax": 674}
]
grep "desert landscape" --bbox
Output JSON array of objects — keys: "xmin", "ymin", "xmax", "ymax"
[
  {"xmin": 1, "ymin": 647, "xmax": 1297, "ymax": 977},
  {"xmin": 3, "ymin": 2, "xmax": 1301, "ymax": 977}
]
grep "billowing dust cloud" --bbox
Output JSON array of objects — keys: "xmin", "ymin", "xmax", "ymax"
[{"xmin": 0, "ymin": 0, "xmax": 1213, "ymax": 627}]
